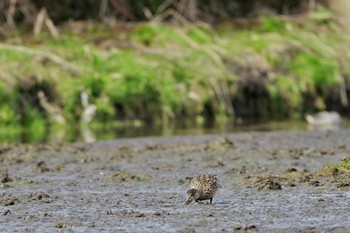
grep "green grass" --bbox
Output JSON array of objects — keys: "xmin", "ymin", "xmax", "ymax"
[
  {"xmin": 0, "ymin": 15, "xmax": 349, "ymax": 134},
  {"xmin": 325, "ymin": 158, "xmax": 350, "ymax": 172}
]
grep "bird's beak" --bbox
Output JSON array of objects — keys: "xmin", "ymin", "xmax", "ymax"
[{"xmin": 185, "ymin": 199, "xmax": 191, "ymax": 205}]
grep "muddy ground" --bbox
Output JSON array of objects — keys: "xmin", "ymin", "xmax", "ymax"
[{"xmin": 0, "ymin": 129, "xmax": 350, "ymax": 232}]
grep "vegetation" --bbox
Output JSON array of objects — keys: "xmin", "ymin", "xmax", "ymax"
[
  {"xmin": 0, "ymin": 1, "xmax": 350, "ymax": 143},
  {"xmin": 1, "ymin": 13, "xmax": 350, "ymax": 132},
  {"xmin": 0, "ymin": 0, "xmax": 324, "ymax": 25},
  {"xmin": 325, "ymin": 158, "xmax": 350, "ymax": 172}
]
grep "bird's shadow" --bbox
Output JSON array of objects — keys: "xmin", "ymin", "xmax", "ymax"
[
  {"xmin": 214, "ymin": 200, "xmax": 234, "ymax": 205},
  {"xmin": 185, "ymin": 200, "xmax": 234, "ymax": 206}
]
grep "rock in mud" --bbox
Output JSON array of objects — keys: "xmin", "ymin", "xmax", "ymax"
[
  {"xmin": 2, "ymin": 209, "xmax": 11, "ymax": 215},
  {"xmin": 336, "ymin": 182, "xmax": 350, "ymax": 188},
  {"xmin": 2, "ymin": 196, "xmax": 20, "ymax": 206},
  {"xmin": 204, "ymin": 137, "xmax": 235, "ymax": 151},
  {"xmin": 37, "ymin": 161, "xmax": 65, "ymax": 173},
  {"xmin": 1, "ymin": 170, "xmax": 13, "ymax": 183},
  {"xmin": 286, "ymin": 167, "xmax": 298, "ymax": 173},
  {"xmin": 234, "ymin": 225, "xmax": 257, "ymax": 231},
  {"xmin": 118, "ymin": 210, "xmax": 145, "ymax": 217},
  {"xmin": 29, "ymin": 192, "xmax": 50, "ymax": 201},
  {"xmin": 109, "ymin": 170, "xmax": 152, "ymax": 182},
  {"xmin": 253, "ymin": 177, "xmax": 282, "ymax": 190},
  {"xmin": 37, "ymin": 161, "xmax": 51, "ymax": 173},
  {"xmin": 55, "ymin": 222, "xmax": 72, "ymax": 228},
  {"xmin": 309, "ymin": 180, "xmax": 321, "ymax": 187}
]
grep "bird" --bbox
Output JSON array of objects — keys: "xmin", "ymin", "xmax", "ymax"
[
  {"xmin": 185, "ymin": 174, "xmax": 220, "ymax": 205},
  {"xmin": 305, "ymin": 111, "xmax": 342, "ymax": 130}
]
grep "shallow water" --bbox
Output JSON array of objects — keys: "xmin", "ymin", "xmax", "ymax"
[
  {"xmin": 3, "ymin": 119, "xmax": 350, "ymax": 145},
  {"xmin": 0, "ymin": 130, "xmax": 349, "ymax": 232}
]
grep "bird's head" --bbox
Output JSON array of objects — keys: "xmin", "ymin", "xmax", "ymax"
[{"xmin": 185, "ymin": 188, "xmax": 200, "ymax": 205}]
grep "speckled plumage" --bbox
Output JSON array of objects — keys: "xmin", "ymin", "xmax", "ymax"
[{"xmin": 185, "ymin": 174, "xmax": 219, "ymax": 205}]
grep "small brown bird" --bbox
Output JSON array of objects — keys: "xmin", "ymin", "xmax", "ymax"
[{"xmin": 185, "ymin": 174, "xmax": 220, "ymax": 205}]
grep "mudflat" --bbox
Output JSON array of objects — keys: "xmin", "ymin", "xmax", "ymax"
[{"xmin": 0, "ymin": 129, "xmax": 349, "ymax": 232}]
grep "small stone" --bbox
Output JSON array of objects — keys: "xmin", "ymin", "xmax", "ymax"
[
  {"xmin": 330, "ymin": 167, "xmax": 339, "ymax": 175},
  {"xmin": 286, "ymin": 168, "xmax": 297, "ymax": 173},
  {"xmin": 135, "ymin": 213, "xmax": 145, "ymax": 217},
  {"xmin": 55, "ymin": 222, "xmax": 72, "ymax": 228},
  {"xmin": 106, "ymin": 210, "xmax": 113, "ymax": 215},
  {"xmin": 153, "ymin": 212, "xmax": 162, "ymax": 216},
  {"xmin": 1, "ymin": 170, "xmax": 12, "ymax": 183},
  {"xmin": 23, "ymin": 215, "xmax": 35, "ymax": 221},
  {"xmin": 2, "ymin": 209, "xmax": 11, "ymax": 215},
  {"xmin": 309, "ymin": 180, "xmax": 320, "ymax": 186},
  {"xmin": 3, "ymin": 197, "xmax": 19, "ymax": 206}
]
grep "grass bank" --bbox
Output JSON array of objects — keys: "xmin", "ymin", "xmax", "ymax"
[{"xmin": 1, "ymin": 14, "xmax": 350, "ymax": 133}]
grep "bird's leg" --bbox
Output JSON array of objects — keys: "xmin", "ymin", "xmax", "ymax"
[
  {"xmin": 195, "ymin": 200, "xmax": 203, "ymax": 204},
  {"xmin": 209, "ymin": 198, "xmax": 213, "ymax": 204}
]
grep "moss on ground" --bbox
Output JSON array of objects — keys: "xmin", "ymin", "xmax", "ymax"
[{"xmin": 325, "ymin": 158, "xmax": 350, "ymax": 172}]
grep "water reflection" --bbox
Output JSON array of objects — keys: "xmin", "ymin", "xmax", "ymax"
[
  {"xmin": 81, "ymin": 126, "xmax": 96, "ymax": 143},
  {"xmin": 0, "ymin": 119, "xmax": 349, "ymax": 145}
]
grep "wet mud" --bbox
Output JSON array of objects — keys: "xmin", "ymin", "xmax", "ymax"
[{"xmin": 0, "ymin": 129, "xmax": 350, "ymax": 232}]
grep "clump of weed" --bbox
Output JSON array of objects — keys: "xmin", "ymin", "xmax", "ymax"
[{"xmin": 325, "ymin": 158, "xmax": 350, "ymax": 172}]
